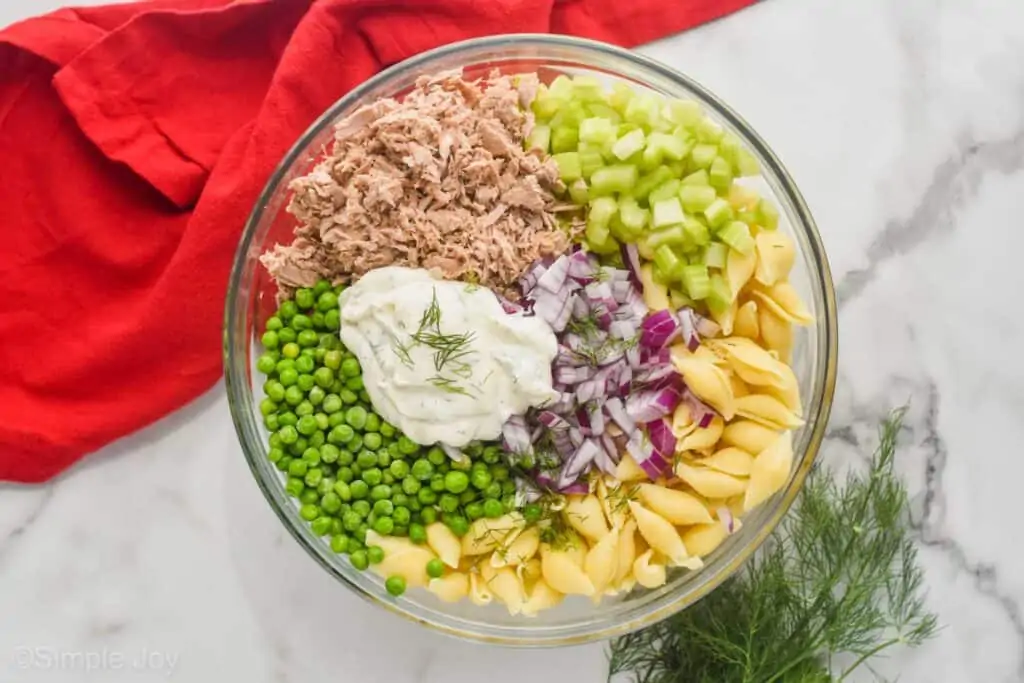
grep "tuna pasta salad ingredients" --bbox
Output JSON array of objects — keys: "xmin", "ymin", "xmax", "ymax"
[{"xmin": 255, "ymin": 68, "xmax": 815, "ymax": 615}]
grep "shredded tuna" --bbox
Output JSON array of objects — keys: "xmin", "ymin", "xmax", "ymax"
[{"xmin": 261, "ymin": 70, "xmax": 578, "ymax": 299}]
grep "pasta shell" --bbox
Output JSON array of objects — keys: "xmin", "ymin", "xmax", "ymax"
[
  {"xmin": 729, "ymin": 372, "xmax": 750, "ymax": 398},
  {"xmin": 757, "ymin": 304, "xmax": 793, "ymax": 360},
  {"xmin": 615, "ymin": 453, "xmax": 648, "ymax": 482},
  {"xmin": 366, "ymin": 531, "xmax": 435, "ymax": 588},
  {"xmin": 744, "ymin": 431, "xmax": 795, "ymax": 511},
  {"xmin": 482, "ymin": 563, "xmax": 527, "ymax": 616},
  {"xmin": 628, "ymin": 501, "xmax": 690, "ymax": 566},
  {"xmin": 614, "ymin": 520, "xmax": 638, "ymax": 588},
  {"xmin": 763, "ymin": 361, "xmax": 802, "ymax": 414},
  {"xmin": 735, "ymin": 394, "xmax": 804, "ymax": 430},
  {"xmin": 597, "ymin": 477, "xmax": 630, "ymax": 530},
  {"xmin": 713, "ymin": 336, "xmax": 787, "ymax": 387},
  {"xmin": 752, "ymin": 282, "xmax": 813, "ymax": 326},
  {"xmin": 632, "ymin": 549, "xmax": 668, "ymax": 589},
  {"xmin": 672, "ymin": 355, "xmax": 735, "ymax": 420},
  {"xmin": 426, "ymin": 523, "xmax": 462, "ymax": 568},
  {"xmin": 565, "ymin": 494, "xmax": 610, "ymax": 543},
  {"xmin": 754, "ymin": 230, "xmax": 795, "ymax": 286},
  {"xmin": 677, "ymin": 415, "xmax": 724, "ymax": 452},
  {"xmin": 518, "ymin": 558, "xmax": 542, "ymax": 584},
  {"xmin": 462, "ymin": 513, "xmax": 523, "ymax": 556},
  {"xmin": 521, "ymin": 579, "xmax": 564, "ymax": 617},
  {"xmin": 682, "ymin": 523, "xmax": 729, "ymax": 558},
  {"xmin": 670, "ymin": 402, "xmax": 698, "ymax": 439},
  {"xmin": 584, "ymin": 529, "xmax": 620, "ymax": 598},
  {"xmin": 540, "ymin": 543, "xmax": 596, "ymax": 596},
  {"xmin": 491, "ymin": 526, "xmax": 540, "ymax": 568},
  {"xmin": 469, "ymin": 571, "xmax": 494, "ymax": 606},
  {"xmin": 701, "ymin": 446, "xmax": 755, "ymax": 476},
  {"xmin": 637, "ymin": 484, "xmax": 714, "ymax": 525},
  {"xmin": 725, "ymin": 247, "xmax": 757, "ymax": 299},
  {"xmin": 640, "ymin": 263, "xmax": 671, "ymax": 312},
  {"xmin": 673, "ymin": 461, "xmax": 748, "ymax": 499},
  {"xmin": 428, "ymin": 573, "xmax": 469, "ymax": 603},
  {"xmin": 721, "ymin": 419, "xmax": 780, "ymax": 454},
  {"xmin": 733, "ymin": 300, "xmax": 760, "ymax": 339}
]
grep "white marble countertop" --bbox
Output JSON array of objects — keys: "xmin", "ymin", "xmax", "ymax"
[{"xmin": 3, "ymin": 0, "xmax": 1024, "ymax": 681}]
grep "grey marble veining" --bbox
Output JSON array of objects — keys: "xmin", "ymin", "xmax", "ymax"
[{"xmin": 3, "ymin": 0, "xmax": 1024, "ymax": 681}]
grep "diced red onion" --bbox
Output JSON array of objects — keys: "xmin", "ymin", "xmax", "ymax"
[
  {"xmin": 625, "ymin": 387, "xmax": 681, "ymax": 423},
  {"xmin": 620, "ymin": 243, "xmax": 642, "ymax": 287},
  {"xmin": 538, "ymin": 410, "xmax": 570, "ymax": 430},
  {"xmin": 593, "ymin": 447, "xmax": 617, "ymax": 476},
  {"xmin": 626, "ymin": 430, "xmax": 670, "ymax": 480},
  {"xmin": 502, "ymin": 416, "xmax": 531, "ymax": 454},
  {"xmin": 560, "ymin": 480, "xmax": 590, "ymax": 495},
  {"xmin": 646, "ymin": 419, "xmax": 676, "ymax": 460},
  {"xmin": 610, "ymin": 280, "xmax": 633, "ymax": 304},
  {"xmin": 599, "ymin": 433, "xmax": 621, "ymax": 465},
  {"xmin": 677, "ymin": 307, "xmax": 701, "ymax": 352},
  {"xmin": 609, "ymin": 319, "xmax": 636, "ymax": 340},
  {"xmin": 604, "ymin": 397, "xmax": 636, "ymax": 434},
  {"xmin": 519, "ymin": 260, "xmax": 546, "ymax": 292},
  {"xmin": 555, "ymin": 365, "xmax": 591, "ymax": 385},
  {"xmin": 575, "ymin": 378, "xmax": 603, "ymax": 404},
  {"xmin": 693, "ymin": 310, "xmax": 720, "ymax": 338},
  {"xmin": 587, "ymin": 402, "xmax": 605, "ymax": 436},
  {"xmin": 567, "ymin": 250, "xmax": 598, "ymax": 282},
  {"xmin": 626, "ymin": 345, "xmax": 641, "ymax": 368},
  {"xmin": 633, "ymin": 364, "xmax": 676, "ymax": 384},
  {"xmin": 640, "ymin": 309, "xmax": 681, "ymax": 350},
  {"xmin": 682, "ymin": 388, "xmax": 717, "ymax": 428},
  {"xmin": 441, "ymin": 443, "xmax": 470, "ymax": 465},
  {"xmin": 561, "ymin": 439, "xmax": 601, "ymax": 482},
  {"xmin": 569, "ymin": 427, "xmax": 584, "ymax": 447},
  {"xmin": 572, "ymin": 296, "xmax": 590, "ymax": 320},
  {"xmin": 537, "ymin": 255, "xmax": 570, "ymax": 293}
]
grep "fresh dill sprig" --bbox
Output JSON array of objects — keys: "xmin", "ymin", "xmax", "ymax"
[
  {"xmin": 427, "ymin": 374, "xmax": 473, "ymax": 397},
  {"xmin": 418, "ymin": 287, "xmax": 442, "ymax": 334},
  {"xmin": 608, "ymin": 408, "xmax": 939, "ymax": 683}
]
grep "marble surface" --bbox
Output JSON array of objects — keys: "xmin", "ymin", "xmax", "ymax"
[{"xmin": 3, "ymin": 0, "xmax": 1024, "ymax": 681}]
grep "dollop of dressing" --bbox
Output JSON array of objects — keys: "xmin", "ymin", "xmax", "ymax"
[{"xmin": 339, "ymin": 267, "xmax": 558, "ymax": 447}]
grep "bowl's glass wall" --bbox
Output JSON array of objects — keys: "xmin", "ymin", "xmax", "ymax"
[{"xmin": 225, "ymin": 35, "xmax": 837, "ymax": 646}]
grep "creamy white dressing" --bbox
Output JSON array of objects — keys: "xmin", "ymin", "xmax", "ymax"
[{"xmin": 338, "ymin": 267, "xmax": 558, "ymax": 448}]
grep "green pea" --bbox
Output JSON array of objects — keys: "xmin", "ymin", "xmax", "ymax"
[
  {"xmin": 448, "ymin": 515, "xmax": 469, "ymax": 537},
  {"xmin": 314, "ymin": 413, "xmax": 330, "ymax": 431},
  {"xmin": 350, "ymin": 550, "xmax": 369, "ymax": 571},
  {"xmin": 314, "ymin": 367, "xmax": 334, "ymax": 388},
  {"xmin": 350, "ymin": 480, "xmax": 369, "ymax": 499},
  {"xmin": 317, "ymin": 290, "xmax": 339, "ymax": 312},
  {"xmin": 330, "ymin": 518, "xmax": 343, "ymax": 536},
  {"xmin": 309, "ymin": 431, "xmax": 325, "ymax": 449},
  {"xmin": 410, "ymin": 523, "xmax": 428, "ymax": 545},
  {"xmin": 426, "ymin": 559, "xmax": 445, "ymax": 579},
  {"xmin": 401, "ymin": 476, "xmax": 421, "ymax": 495},
  {"xmin": 501, "ymin": 480, "xmax": 516, "ymax": 496},
  {"xmin": 328, "ymin": 424, "xmax": 355, "ymax": 445},
  {"xmin": 320, "ymin": 395, "xmax": 341, "ymax": 415},
  {"xmin": 426, "ymin": 446, "xmax": 447, "ymax": 467},
  {"xmin": 318, "ymin": 477, "xmax": 335, "ymax": 496},
  {"xmin": 346, "ymin": 376, "xmax": 365, "ymax": 392},
  {"xmin": 385, "ymin": 575, "xmax": 406, "ymax": 596},
  {"xmin": 373, "ymin": 517, "xmax": 395, "ymax": 535},
  {"xmin": 310, "ymin": 516, "xmax": 332, "ymax": 536},
  {"xmin": 277, "ymin": 412, "xmax": 297, "ymax": 428},
  {"xmin": 307, "ymin": 385, "xmax": 325, "ymax": 406},
  {"xmin": 337, "ymin": 466, "xmax": 354, "ymax": 483},
  {"xmin": 362, "ymin": 468, "xmax": 382, "ymax": 486},
  {"xmin": 285, "ymin": 478, "xmax": 304, "ymax": 498},
  {"xmin": 294, "ymin": 401, "xmax": 313, "ymax": 418},
  {"xmin": 371, "ymin": 485, "xmax": 392, "ymax": 501},
  {"xmin": 304, "ymin": 468, "xmax": 323, "ymax": 488},
  {"xmin": 351, "ymin": 464, "xmax": 362, "ymax": 478},
  {"xmin": 523, "ymin": 503, "xmax": 543, "ymax": 523},
  {"xmin": 328, "ymin": 412, "xmax": 347, "ymax": 428},
  {"xmin": 259, "ymin": 398, "xmax": 277, "ymax": 417},
  {"xmin": 465, "ymin": 501, "xmax": 485, "ymax": 520},
  {"xmin": 275, "ymin": 456, "xmax": 291, "ymax": 472},
  {"xmin": 363, "ymin": 432, "xmax": 382, "ymax": 451},
  {"xmin": 388, "ymin": 443, "xmax": 403, "ymax": 460},
  {"xmin": 398, "ymin": 436, "xmax": 420, "ymax": 456},
  {"xmin": 492, "ymin": 465, "xmax": 510, "ymax": 482},
  {"xmin": 392, "ymin": 492, "xmax": 410, "ymax": 508},
  {"xmin": 331, "ymin": 379, "xmax": 345, "ymax": 394},
  {"xmin": 277, "ymin": 326, "xmax": 297, "ymax": 344},
  {"xmin": 439, "ymin": 494, "xmax": 459, "ymax": 513},
  {"xmin": 295, "ymin": 375, "xmax": 314, "ymax": 392},
  {"xmin": 411, "ymin": 459, "xmax": 434, "ymax": 481},
  {"xmin": 382, "ymin": 472, "xmax": 395, "ymax": 486},
  {"xmin": 450, "ymin": 456, "xmax": 470, "ymax": 472},
  {"xmin": 275, "ymin": 358, "xmax": 295, "ymax": 374},
  {"xmin": 278, "ymin": 300, "xmax": 298, "ymax": 320},
  {"xmin": 268, "ymin": 447, "xmax": 285, "ymax": 464},
  {"xmin": 483, "ymin": 499, "xmax": 503, "ymax": 518},
  {"xmin": 301, "ymin": 447, "xmax": 321, "ymax": 465},
  {"xmin": 393, "ymin": 506, "xmax": 411, "ymax": 527},
  {"xmin": 482, "ymin": 446, "xmax": 502, "ymax": 465},
  {"xmin": 264, "ymin": 380, "xmax": 286, "ymax": 403},
  {"xmin": 299, "ymin": 504, "xmax": 320, "ymax": 521},
  {"xmin": 430, "ymin": 475, "xmax": 446, "ymax": 493},
  {"xmin": 373, "ymin": 499, "xmax": 394, "ymax": 517},
  {"xmin": 348, "ymin": 434, "xmax": 363, "ymax": 453},
  {"xmin": 292, "ymin": 288, "xmax": 313, "ymax": 309},
  {"xmin": 352, "ymin": 500, "xmax": 371, "ymax": 517},
  {"xmin": 484, "ymin": 482, "xmax": 502, "ymax": 500},
  {"xmin": 279, "ymin": 368, "xmax": 299, "ymax": 387},
  {"xmin": 291, "ymin": 312, "xmax": 311, "ymax": 330},
  {"xmin": 264, "ymin": 412, "xmax": 280, "ymax": 431},
  {"xmin": 338, "ymin": 449, "xmax": 354, "ymax": 466},
  {"xmin": 295, "ymin": 415, "xmax": 317, "ymax": 436},
  {"xmin": 300, "ymin": 489, "xmax": 319, "ymax": 505},
  {"xmin": 341, "ymin": 357, "xmax": 361, "ymax": 378},
  {"xmin": 444, "ymin": 471, "xmax": 470, "ymax": 494},
  {"xmin": 324, "ymin": 309, "xmax": 340, "ymax": 331},
  {"xmin": 342, "ymin": 510, "xmax": 362, "ymax": 531},
  {"xmin": 420, "ymin": 507, "xmax": 438, "ymax": 524},
  {"xmin": 311, "ymin": 311, "xmax": 326, "ymax": 330},
  {"xmin": 288, "ymin": 459, "xmax": 308, "ymax": 477},
  {"xmin": 380, "ymin": 422, "xmax": 396, "ymax": 438},
  {"xmin": 295, "ymin": 355, "xmax": 315, "ymax": 374},
  {"xmin": 363, "ymin": 413, "xmax": 381, "ymax": 433},
  {"xmin": 297, "ymin": 329, "xmax": 318, "ymax": 347},
  {"xmin": 256, "ymin": 354, "xmax": 277, "ymax": 374},
  {"xmin": 345, "ymin": 406, "xmax": 368, "ymax": 430},
  {"xmin": 320, "ymin": 444, "xmax": 340, "ymax": 464},
  {"xmin": 277, "ymin": 425, "xmax": 299, "ymax": 445},
  {"xmin": 281, "ymin": 342, "xmax": 300, "ymax": 360},
  {"xmin": 355, "ymin": 451, "xmax": 376, "ymax": 469},
  {"xmin": 330, "ymin": 534, "xmax": 350, "ymax": 554},
  {"xmin": 333, "ymin": 481, "xmax": 352, "ymax": 502},
  {"xmin": 367, "ymin": 545, "xmax": 385, "ymax": 565},
  {"xmin": 459, "ymin": 490, "xmax": 477, "ymax": 506},
  {"xmin": 471, "ymin": 468, "xmax": 493, "ymax": 491},
  {"xmin": 261, "ymin": 330, "xmax": 280, "ymax": 350},
  {"xmin": 339, "ymin": 389, "xmax": 359, "ymax": 405},
  {"xmin": 358, "ymin": 390, "xmax": 371, "ymax": 404},
  {"xmin": 417, "ymin": 488, "xmax": 438, "ymax": 505},
  {"xmin": 266, "ymin": 315, "xmax": 284, "ymax": 331},
  {"xmin": 288, "ymin": 439, "xmax": 308, "ymax": 456},
  {"xmin": 313, "ymin": 279, "xmax": 332, "ymax": 296},
  {"xmin": 388, "ymin": 460, "xmax": 409, "ymax": 480}
]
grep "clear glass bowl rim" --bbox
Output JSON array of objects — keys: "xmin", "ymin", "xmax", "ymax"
[{"xmin": 224, "ymin": 33, "xmax": 839, "ymax": 647}]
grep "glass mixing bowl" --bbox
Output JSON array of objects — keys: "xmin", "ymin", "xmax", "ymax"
[{"xmin": 224, "ymin": 34, "xmax": 838, "ymax": 646}]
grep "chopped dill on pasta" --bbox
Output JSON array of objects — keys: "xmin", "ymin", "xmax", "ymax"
[{"xmin": 608, "ymin": 408, "xmax": 938, "ymax": 683}]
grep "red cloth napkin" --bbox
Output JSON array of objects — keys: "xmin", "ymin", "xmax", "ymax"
[{"xmin": 0, "ymin": 0, "xmax": 755, "ymax": 483}]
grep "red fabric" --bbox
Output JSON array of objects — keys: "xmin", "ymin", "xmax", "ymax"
[{"xmin": 0, "ymin": 0, "xmax": 755, "ymax": 483}]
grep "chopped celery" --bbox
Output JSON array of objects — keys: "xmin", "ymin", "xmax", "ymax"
[
  {"xmin": 737, "ymin": 208, "xmax": 759, "ymax": 226},
  {"xmin": 695, "ymin": 117, "xmax": 724, "ymax": 143},
  {"xmin": 591, "ymin": 165, "xmax": 638, "ymax": 195},
  {"xmin": 579, "ymin": 117, "xmax": 617, "ymax": 144},
  {"xmin": 617, "ymin": 122, "xmax": 639, "ymax": 136},
  {"xmin": 665, "ymin": 99, "xmax": 702, "ymax": 127},
  {"xmin": 736, "ymin": 150, "xmax": 760, "ymax": 177},
  {"xmin": 682, "ymin": 216, "xmax": 710, "ymax": 247},
  {"xmin": 612, "ymin": 129, "xmax": 646, "ymax": 160},
  {"xmin": 585, "ymin": 221, "xmax": 619, "ymax": 255},
  {"xmin": 589, "ymin": 196, "xmax": 619, "ymax": 227},
  {"xmin": 681, "ymin": 264, "xmax": 710, "ymax": 300},
  {"xmin": 624, "ymin": 93, "xmax": 663, "ymax": 128},
  {"xmin": 573, "ymin": 76, "xmax": 607, "ymax": 102},
  {"xmin": 531, "ymin": 93, "xmax": 563, "ymax": 122},
  {"xmin": 652, "ymin": 197, "xmax": 686, "ymax": 229},
  {"xmin": 618, "ymin": 196, "xmax": 649, "ymax": 233},
  {"xmin": 654, "ymin": 244, "xmax": 686, "ymax": 278},
  {"xmin": 649, "ymin": 179, "xmax": 682, "ymax": 204},
  {"xmin": 728, "ymin": 184, "xmax": 760, "ymax": 211},
  {"xmin": 756, "ymin": 198, "xmax": 779, "ymax": 230},
  {"xmin": 553, "ymin": 152, "xmax": 583, "ymax": 182},
  {"xmin": 718, "ymin": 221, "xmax": 755, "ymax": 255},
  {"xmin": 667, "ymin": 161, "xmax": 686, "ymax": 177},
  {"xmin": 632, "ymin": 167, "xmax": 675, "ymax": 201},
  {"xmin": 650, "ymin": 260, "xmax": 673, "ymax": 286},
  {"xmin": 708, "ymin": 156, "xmax": 733, "ymax": 190},
  {"xmin": 610, "ymin": 215, "xmax": 641, "ymax": 243},
  {"xmin": 669, "ymin": 288, "xmax": 694, "ymax": 310},
  {"xmin": 578, "ymin": 148, "xmax": 605, "ymax": 178},
  {"xmin": 568, "ymin": 179, "xmax": 589, "ymax": 205},
  {"xmin": 690, "ymin": 143, "xmax": 718, "ymax": 170},
  {"xmin": 548, "ymin": 75, "xmax": 575, "ymax": 100},
  {"xmin": 703, "ymin": 242, "xmax": 729, "ymax": 269},
  {"xmin": 707, "ymin": 274, "xmax": 732, "ymax": 315},
  {"xmin": 681, "ymin": 169, "xmax": 710, "ymax": 186},
  {"xmin": 640, "ymin": 146, "xmax": 663, "ymax": 172},
  {"xmin": 609, "ymin": 82, "xmax": 634, "ymax": 113},
  {"xmin": 718, "ymin": 132, "xmax": 742, "ymax": 163},
  {"xmin": 551, "ymin": 126, "xmax": 579, "ymax": 154},
  {"xmin": 526, "ymin": 125, "xmax": 551, "ymax": 152},
  {"xmin": 679, "ymin": 184, "xmax": 717, "ymax": 213},
  {"xmin": 644, "ymin": 224, "xmax": 686, "ymax": 250},
  {"xmin": 550, "ymin": 102, "xmax": 586, "ymax": 130},
  {"xmin": 587, "ymin": 102, "xmax": 622, "ymax": 123},
  {"xmin": 704, "ymin": 197, "xmax": 734, "ymax": 229},
  {"xmin": 647, "ymin": 132, "xmax": 688, "ymax": 161}
]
